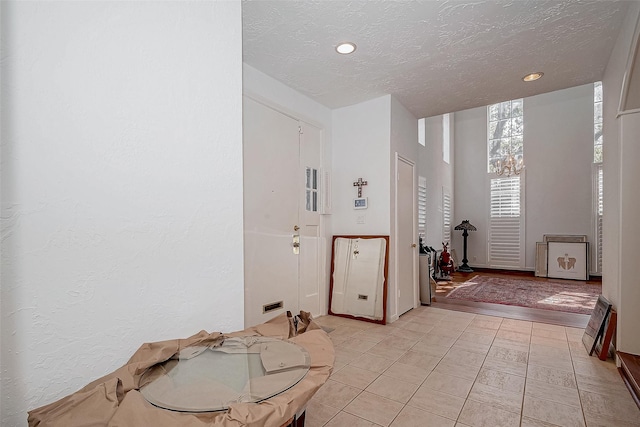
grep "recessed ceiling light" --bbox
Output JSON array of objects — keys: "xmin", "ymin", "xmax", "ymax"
[
  {"xmin": 336, "ymin": 42, "xmax": 356, "ymax": 55},
  {"xmin": 523, "ymin": 72, "xmax": 544, "ymax": 82}
]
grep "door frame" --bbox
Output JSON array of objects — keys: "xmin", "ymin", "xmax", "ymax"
[{"xmin": 394, "ymin": 154, "xmax": 418, "ymax": 319}]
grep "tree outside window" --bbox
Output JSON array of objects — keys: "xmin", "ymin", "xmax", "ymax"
[
  {"xmin": 488, "ymin": 99, "xmax": 523, "ymax": 173},
  {"xmin": 594, "ymin": 82, "xmax": 603, "ymax": 163}
]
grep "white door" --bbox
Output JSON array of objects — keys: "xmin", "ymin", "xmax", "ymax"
[
  {"xmin": 243, "ymin": 97, "xmax": 322, "ymax": 327},
  {"xmin": 298, "ymin": 122, "xmax": 322, "ymax": 315},
  {"xmin": 397, "ymin": 156, "xmax": 417, "ymax": 315}
]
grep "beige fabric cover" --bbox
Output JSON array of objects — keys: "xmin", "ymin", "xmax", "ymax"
[{"xmin": 28, "ymin": 314, "xmax": 334, "ymax": 427}]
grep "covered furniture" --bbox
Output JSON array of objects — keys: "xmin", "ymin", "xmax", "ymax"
[{"xmin": 28, "ymin": 313, "xmax": 334, "ymax": 427}]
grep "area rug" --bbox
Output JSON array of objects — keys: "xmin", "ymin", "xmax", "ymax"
[{"xmin": 446, "ymin": 275, "xmax": 601, "ymax": 314}]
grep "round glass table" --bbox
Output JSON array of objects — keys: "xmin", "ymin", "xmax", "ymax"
[{"xmin": 140, "ymin": 336, "xmax": 311, "ymax": 413}]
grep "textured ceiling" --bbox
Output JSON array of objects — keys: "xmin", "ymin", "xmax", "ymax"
[{"xmin": 242, "ymin": 0, "xmax": 631, "ymax": 119}]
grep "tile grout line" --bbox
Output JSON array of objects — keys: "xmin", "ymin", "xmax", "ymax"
[
  {"xmin": 520, "ymin": 323, "xmax": 532, "ymax": 427},
  {"xmin": 568, "ymin": 325, "xmax": 589, "ymax": 427}
]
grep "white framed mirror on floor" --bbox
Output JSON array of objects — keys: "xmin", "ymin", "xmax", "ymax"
[{"xmin": 328, "ymin": 235, "xmax": 389, "ymax": 325}]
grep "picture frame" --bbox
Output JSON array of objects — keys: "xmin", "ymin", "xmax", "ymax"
[
  {"xmin": 547, "ymin": 241, "xmax": 589, "ymax": 280},
  {"xmin": 353, "ymin": 197, "xmax": 368, "ymax": 210},
  {"xmin": 535, "ymin": 242, "xmax": 548, "ymax": 277},
  {"xmin": 543, "ymin": 234, "xmax": 588, "ymax": 243},
  {"xmin": 582, "ymin": 295, "xmax": 612, "ymax": 355}
]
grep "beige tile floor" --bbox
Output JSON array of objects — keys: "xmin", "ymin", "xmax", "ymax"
[{"xmin": 307, "ymin": 306, "xmax": 640, "ymax": 427}]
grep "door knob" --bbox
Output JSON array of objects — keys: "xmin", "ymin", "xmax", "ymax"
[
  {"xmin": 293, "ymin": 225, "xmax": 300, "ymax": 231},
  {"xmin": 412, "ymin": 243, "xmax": 417, "ymax": 248}
]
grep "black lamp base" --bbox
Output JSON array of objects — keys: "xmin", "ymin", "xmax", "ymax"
[{"xmin": 458, "ymin": 264, "xmax": 474, "ymax": 273}]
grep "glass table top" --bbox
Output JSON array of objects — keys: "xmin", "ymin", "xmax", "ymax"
[{"xmin": 140, "ymin": 336, "xmax": 310, "ymax": 412}]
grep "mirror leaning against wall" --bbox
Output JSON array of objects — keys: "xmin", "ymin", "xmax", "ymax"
[{"xmin": 329, "ymin": 235, "xmax": 389, "ymax": 325}]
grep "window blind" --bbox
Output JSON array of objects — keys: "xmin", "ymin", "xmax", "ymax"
[
  {"xmin": 418, "ymin": 176, "xmax": 427, "ymax": 236},
  {"xmin": 489, "ymin": 177, "xmax": 521, "ymax": 266},
  {"xmin": 443, "ymin": 190, "xmax": 452, "ymax": 244},
  {"xmin": 596, "ymin": 165, "xmax": 603, "ymax": 272}
]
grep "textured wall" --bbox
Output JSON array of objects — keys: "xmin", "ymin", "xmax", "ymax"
[{"xmin": 0, "ymin": 2, "xmax": 244, "ymax": 425}]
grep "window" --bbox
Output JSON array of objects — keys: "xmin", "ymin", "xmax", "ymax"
[
  {"xmin": 305, "ymin": 167, "xmax": 318, "ymax": 212},
  {"xmin": 593, "ymin": 81, "xmax": 603, "ymax": 272},
  {"xmin": 442, "ymin": 188, "xmax": 452, "ymax": 244},
  {"xmin": 443, "ymin": 114, "xmax": 450, "ymax": 164},
  {"xmin": 418, "ymin": 176, "xmax": 427, "ymax": 237},
  {"xmin": 488, "ymin": 99, "xmax": 523, "ymax": 173},
  {"xmin": 489, "ymin": 176, "xmax": 524, "ymax": 267},
  {"xmin": 594, "ymin": 82, "xmax": 603, "ymax": 163},
  {"xmin": 595, "ymin": 165, "xmax": 603, "ymax": 273},
  {"xmin": 418, "ymin": 118, "xmax": 425, "ymax": 147},
  {"xmin": 487, "ymin": 100, "xmax": 525, "ymax": 268}
]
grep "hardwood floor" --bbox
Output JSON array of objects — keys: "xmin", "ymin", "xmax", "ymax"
[{"xmin": 428, "ymin": 269, "xmax": 600, "ymax": 328}]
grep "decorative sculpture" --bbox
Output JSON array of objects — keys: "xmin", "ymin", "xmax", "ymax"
[{"xmin": 438, "ymin": 242, "xmax": 455, "ymax": 278}]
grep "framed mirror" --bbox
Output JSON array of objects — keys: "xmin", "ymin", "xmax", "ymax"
[{"xmin": 328, "ymin": 235, "xmax": 389, "ymax": 325}]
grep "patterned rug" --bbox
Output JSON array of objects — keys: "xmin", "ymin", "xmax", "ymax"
[{"xmin": 446, "ymin": 275, "xmax": 601, "ymax": 314}]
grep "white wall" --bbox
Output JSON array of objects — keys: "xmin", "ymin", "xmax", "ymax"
[
  {"xmin": 243, "ymin": 64, "xmax": 333, "ymax": 138},
  {"xmin": 0, "ymin": 2, "xmax": 244, "ymax": 425},
  {"xmin": 451, "ymin": 108, "xmax": 487, "ymax": 265},
  {"xmin": 390, "ymin": 96, "xmax": 419, "ymax": 318},
  {"xmin": 453, "ymin": 85, "xmax": 595, "ymax": 271},
  {"xmin": 603, "ymin": 3, "xmax": 640, "ymax": 355},
  {"xmin": 332, "ymin": 96, "xmax": 391, "ymax": 235},
  {"xmin": 602, "ymin": 2, "xmax": 640, "ymax": 319},
  {"xmin": 419, "ymin": 115, "xmax": 455, "ymax": 249},
  {"xmin": 524, "ymin": 85, "xmax": 595, "ymax": 269},
  {"xmin": 618, "ymin": 113, "xmax": 640, "ymax": 355}
]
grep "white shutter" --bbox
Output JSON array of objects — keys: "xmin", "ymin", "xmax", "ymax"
[
  {"xmin": 418, "ymin": 176, "xmax": 427, "ymax": 236},
  {"xmin": 596, "ymin": 165, "xmax": 603, "ymax": 272},
  {"xmin": 443, "ymin": 189, "xmax": 452, "ymax": 244},
  {"xmin": 489, "ymin": 176, "xmax": 522, "ymax": 267}
]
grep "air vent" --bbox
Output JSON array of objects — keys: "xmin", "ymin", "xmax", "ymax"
[
  {"xmin": 263, "ymin": 301, "xmax": 283, "ymax": 313},
  {"xmin": 358, "ymin": 294, "xmax": 368, "ymax": 300}
]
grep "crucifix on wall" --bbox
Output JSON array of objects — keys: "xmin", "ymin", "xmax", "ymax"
[
  {"xmin": 353, "ymin": 178, "xmax": 368, "ymax": 210},
  {"xmin": 353, "ymin": 178, "xmax": 368, "ymax": 197}
]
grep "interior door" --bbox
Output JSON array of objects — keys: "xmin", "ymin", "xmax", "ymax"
[
  {"xmin": 298, "ymin": 122, "xmax": 322, "ymax": 316},
  {"xmin": 243, "ymin": 96, "xmax": 300, "ymax": 327},
  {"xmin": 397, "ymin": 156, "xmax": 417, "ymax": 315}
]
